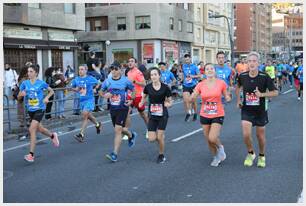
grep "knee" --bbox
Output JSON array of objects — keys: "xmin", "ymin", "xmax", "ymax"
[
  {"xmin": 207, "ymin": 135, "xmax": 216, "ymax": 144},
  {"xmin": 148, "ymin": 133, "xmax": 157, "ymax": 142}
]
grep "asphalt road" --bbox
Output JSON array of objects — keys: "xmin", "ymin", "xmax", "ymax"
[{"xmin": 3, "ymin": 88, "xmax": 303, "ymax": 203}]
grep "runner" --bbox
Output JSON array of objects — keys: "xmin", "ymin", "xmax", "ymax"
[
  {"xmin": 139, "ymin": 67, "xmax": 173, "ymax": 163},
  {"xmin": 159, "ymin": 62, "xmax": 177, "ymax": 89},
  {"xmin": 190, "ymin": 63, "xmax": 231, "ymax": 166},
  {"xmin": 235, "ymin": 57, "xmax": 249, "ymax": 76},
  {"xmin": 287, "ymin": 62, "xmax": 295, "ymax": 88},
  {"xmin": 182, "ymin": 53, "xmax": 201, "ymax": 122},
  {"xmin": 126, "ymin": 57, "xmax": 149, "ymax": 136},
  {"xmin": 297, "ymin": 59, "xmax": 303, "ymax": 101},
  {"xmin": 100, "ymin": 62, "xmax": 137, "ymax": 162},
  {"xmin": 215, "ymin": 51, "xmax": 234, "ymax": 100},
  {"xmin": 71, "ymin": 65, "xmax": 102, "ymax": 143},
  {"xmin": 18, "ymin": 64, "xmax": 60, "ymax": 163},
  {"xmin": 275, "ymin": 61, "xmax": 284, "ymax": 92},
  {"xmin": 236, "ymin": 52, "xmax": 278, "ymax": 168}
]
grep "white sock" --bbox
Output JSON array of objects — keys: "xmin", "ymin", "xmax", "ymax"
[{"xmin": 188, "ymin": 110, "xmax": 191, "ymax": 115}]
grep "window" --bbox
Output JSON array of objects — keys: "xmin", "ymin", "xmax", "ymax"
[
  {"xmin": 183, "ymin": 3, "xmax": 189, "ymax": 10},
  {"xmin": 170, "ymin": 18, "xmax": 174, "ymax": 30},
  {"xmin": 197, "ymin": 8, "xmax": 201, "ymax": 20},
  {"xmin": 28, "ymin": 3, "xmax": 40, "ymax": 8},
  {"xmin": 94, "ymin": 20, "xmax": 102, "ymax": 31},
  {"xmin": 135, "ymin": 16, "xmax": 151, "ymax": 30},
  {"xmin": 4, "ymin": 3, "xmax": 21, "ymax": 6},
  {"xmin": 85, "ymin": 21, "xmax": 90, "ymax": 32},
  {"xmin": 208, "ymin": 10, "xmax": 214, "ymax": 24},
  {"xmin": 64, "ymin": 3, "xmax": 75, "ymax": 14},
  {"xmin": 178, "ymin": 20, "xmax": 182, "ymax": 32},
  {"xmin": 197, "ymin": 28, "xmax": 201, "ymax": 39},
  {"xmin": 215, "ymin": 12, "xmax": 220, "ymax": 25},
  {"xmin": 117, "ymin": 17, "xmax": 126, "ymax": 31},
  {"xmin": 187, "ymin": 22, "xmax": 193, "ymax": 33}
]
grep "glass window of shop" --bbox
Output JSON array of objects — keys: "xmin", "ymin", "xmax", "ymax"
[
  {"xmin": 136, "ymin": 16, "xmax": 151, "ymax": 30},
  {"xmin": 112, "ymin": 48, "xmax": 133, "ymax": 64}
]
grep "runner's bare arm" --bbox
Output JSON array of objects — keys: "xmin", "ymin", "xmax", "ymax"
[
  {"xmin": 139, "ymin": 93, "xmax": 147, "ymax": 108},
  {"xmin": 235, "ymin": 84, "xmax": 243, "ymax": 108},
  {"xmin": 189, "ymin": 90, "xmax": 199, "ymax": 103},
  {"xmin": 164, "ymin": 96, "xmax": 173, "ymax": 108},
  {"xmin": 43, "ymin": 87, "xmax": 54, "ymax": 104}
]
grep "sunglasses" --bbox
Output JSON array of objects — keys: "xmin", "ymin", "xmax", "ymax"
[{"xmin": 110, "ymin": 67, "xmax": 120, "ymax": 71}]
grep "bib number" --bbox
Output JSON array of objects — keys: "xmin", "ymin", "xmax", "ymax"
[
  {"xmin": 246, "ymin": 93, "xmax": 260, "ymax": 106},
  {"xmin": 204, "ymin": 102, "xmax": 218, "ymax": 115},
  {"xmin": 186, "ymin": 76, "xmax": 192, "ymax": 84},
  {"xmin": 110, "ymin": 94, "xmax": 121, "ymax": 106},
  {"xmin": 28, "ymin": 98, "xmax": 39, "ymax": 107},
  {"xmin": 150, "ymin": 104, "xmax": 163, "ymax": 116}
]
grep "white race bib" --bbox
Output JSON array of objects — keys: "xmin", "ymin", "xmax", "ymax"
[
  {"xmin": 203, "ymin": 102, "xmax": 218, "ymax": 115},
  {"xmin": 150, "ymin": 104, "xmax": 163, "ymax": 116},
  {"xmin": 245, "ymin": 93, "xmax": 260, "ymax": 106}
]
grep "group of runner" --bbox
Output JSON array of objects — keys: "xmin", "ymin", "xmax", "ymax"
[{"xmin": 20, "ymin": 50, "xmax": 303, "ymax": 168}]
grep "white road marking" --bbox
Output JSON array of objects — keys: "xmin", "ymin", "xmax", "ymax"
[
  {"xmin": 171, "ymin": 128, "xmax": 203, "ymax": 142},
  {"xmin": 282, "ymin": 89, "xmax": 294, "ymax": 94},
  {"xmin": 297, "ymin": 190, "xmax": 303, "ymax": 203},
  {"xmin": 3, "ymin": 101, "xmax": 183, "ymax": 153}
]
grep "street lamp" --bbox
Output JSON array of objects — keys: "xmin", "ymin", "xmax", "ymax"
[{"xmin": 209, "ymin": 14, "xmax": 234, "ymax": 67}]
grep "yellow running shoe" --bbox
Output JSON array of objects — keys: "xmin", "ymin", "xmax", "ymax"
[
  {"xmin": 244, "ymin": 153, "xmax": 256, "ymax": 167},
  {"xmin": 257, "ymin": 156, "xmax": 266, "ymax": 168}
]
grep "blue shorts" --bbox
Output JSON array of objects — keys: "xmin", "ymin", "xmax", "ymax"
[{"xmin": 80, "ymin": 100, "xmax": 94, "ymax": 112}]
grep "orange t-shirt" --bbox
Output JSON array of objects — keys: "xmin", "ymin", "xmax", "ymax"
[
  {"xmin": 236, "ymin": 63, "xmax": 249, "ymax": 75},
  {"xmin": 127, "ymin": 67, "xmax": 145, "ymax": 97},
  {"xmin": 195, "ymin": 79, "xmax": 227, "ymax": 118}
]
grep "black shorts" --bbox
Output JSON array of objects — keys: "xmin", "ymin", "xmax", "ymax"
[
  {"xmin": 110, "ymin": 109, "xmax": 129, "ymax": 127},
  {"xmin": 183, "ymin": 86, "xmax": 196, "ymax": 94},
  {"xmin": 148, "ymin": 116, "xmax": 168, "ymax": 131},
  {"xmin": 241, "ymin": 110, "xmax": 269, "ymax": 127},
  {"xmin": 200, "ymin": 116, "xmax": 224, "ymax": 125},
  {"xmin": 28, "ymin": 110, "xmax": 45, "ymax": 123}
]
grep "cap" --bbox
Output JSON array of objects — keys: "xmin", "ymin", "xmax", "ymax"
[{"xmin": 158, "ymin": 62, "xmax": 166, "ymax": 66}]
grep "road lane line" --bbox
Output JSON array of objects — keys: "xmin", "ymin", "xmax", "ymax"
[
  {"xmin": 171, "ymin": 128, "xmax": 203, "ymax": 142},
  {"xmin": 4, "ymin": 100, "xmax": 183, "ymax": 153},
  {"xmin": 297, "ymin": 190, "xmax": 303, "ymax": 203},
  {"xmin": 282, "ymin": 89, "xmax": 294, "ymax": 94}
]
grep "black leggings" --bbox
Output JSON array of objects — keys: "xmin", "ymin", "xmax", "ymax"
[{"xmin": 45, "ymin": 95, "xmax": 54, "ymax": 119}]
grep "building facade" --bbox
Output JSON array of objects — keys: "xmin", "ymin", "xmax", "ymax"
[
  {"xmin": 3, "ymin": 3, "xmax": 85, "ymax": 77},
  {"xmin": 234, "ymin": 3, "xmax": 272, "ymax": 62},
  {"xmin": 77, "ymin": 3, "xmax": 194, "ymax": 67}
]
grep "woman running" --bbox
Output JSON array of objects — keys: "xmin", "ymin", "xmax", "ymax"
[
  {"xmin": 139, "ymin": 67, "xmax": 173, "ymax": 163},
  {"xmin": 190, "ymin": 63, "xmax": 231, "ymax": 167},
  {"xmin": 18, "ymin": 65, "xmax": 60, "ymax": 163}
]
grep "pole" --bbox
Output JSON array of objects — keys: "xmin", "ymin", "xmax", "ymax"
[{"xmin": 224, "ymin": 16, "xmax": 234, "ymax": 67}]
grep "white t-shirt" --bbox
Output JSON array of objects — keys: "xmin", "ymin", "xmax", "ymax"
[{"xmin": 4, "ymin": 69, "xmax": 18, "ymax": 88}]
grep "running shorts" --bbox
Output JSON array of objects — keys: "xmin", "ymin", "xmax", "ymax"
[
  {"xmin": 148, "ymin": 116, "xmax": 168, "ymax": 131},
  {"xmin": 28, "ymin": 110, "xmax": 45, "ymax": 123},
  {"xmin": 110, "ymin": 109, "xmax": 129, "ymax": 127},
  {"xmin": 200, "ymin": 116, "xmax": 224, "ymax": 125},
  {"xmin": 241, "ymin": 110, "xmax": 269, "ymax": 127}
]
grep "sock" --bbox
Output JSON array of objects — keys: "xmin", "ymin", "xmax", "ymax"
[
  {"xmin": 259, "ymin": 153, "xmax": 265, "ymax": 157},
  {"xmin": 29, "ymin": 152, "xmax": 34, "ymax": 157},
  {"xmin": 248, "ymin": 150, "xmax": 254, "ymax": 154},
  {"xmin": 96, "ymin": 122, "xmax": 99, "ymax": 127},
  {"xmin": 188, "ymin": 110, "xmax": 191, "ymax": 115}
]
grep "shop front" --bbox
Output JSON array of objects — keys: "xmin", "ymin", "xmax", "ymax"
[{"xmin": 162, "ymin": 40, "xmax": 179, "ymax": 64}]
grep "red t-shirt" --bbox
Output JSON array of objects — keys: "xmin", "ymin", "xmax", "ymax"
[
  {"xmin": 127, "ymin": 67, "xmax": 145, "ymax": 97},
  {"xmin": 195, "ymin": 79, "xmax": 227, "ymax": 118}
]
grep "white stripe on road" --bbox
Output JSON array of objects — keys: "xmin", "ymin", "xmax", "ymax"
[
  {"xmin": 282, "ymin": 89, "xmax": 294, "ymax": 94},
  {"xmin": 297, "ymin": 190, "xmax": 303, "ymax": 203},
  {"xmin": 3, "ymin": 100, "xmax": 183, "ymax": 153},
  {"xmin": 171, "ymin": 128, "xmax": 203, "ymax": 142}
]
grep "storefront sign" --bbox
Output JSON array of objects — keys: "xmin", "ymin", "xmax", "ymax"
[
  {"xmin": 48, "ymin": 31, "xmax": 75, "ymax": 42},
  {"xmin": 18, "ymin": 44, "xmax": 36, "ymax": 49},
  {"xmin": 4, "ymin": 28, "xmax": 42, "ymax": 40},
  {"xmin": 58, "ymin": 46, "xmax": 71, "ymax": 50},
  {"xmin": 143, "ymin": 43, "xmax": 154, "ymax": 63}
]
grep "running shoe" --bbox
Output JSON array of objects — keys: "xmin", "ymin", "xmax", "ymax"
[
  {"xmin": 298, "ymin": 97, "xmax": 301, "ymax": 101},
  {"xmin": 244, "ymin": 153, "xmax": 256, "ymax": 167},
  {"xmin": 184, "ymin": 113, "xmax": 191, "ymax": 122},
  {"xmin": 157, "ymin": 154, "xmax": 166, "ymax": 164},
  {"xmin": 217, "ymin": 145, "xmax": 226, "ymax": 161},
  {"xmin": 122, "ymin": 134, "xmax": 129, "ymax": 140},
  {"xmin": 210, "ymin": 156, "xmax": 221, "ymax": 167},
  {"xmin": 128, "ymin": 131, "xmax": 137, "ymax": 147},
  {"xmin": 24, "ymin": 154, "xmax": 34, "ymax": 163},
  {"xmin": 74, "ymin": 133, "xmax": 85, "ymax": 143},
  {"xmin": 192, "ymin": 113, "xmax": 197, "ymax": 121},
  {"xmin": 51, "ymin": 132, "xmax": 60, "ymax": 147},
  {"xmin": 106, "ymin": 152, "xmax": 118, "ymax": 162},
  {"xmin": 257, "ymin": 156, "xmax": 266, "ymax": 168},
  {"xmin": 95, "ymin": 122, "xmax": 102, "ymax": 134}
]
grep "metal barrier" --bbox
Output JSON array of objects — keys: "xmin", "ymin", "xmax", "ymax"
[{"xmin": 3, "ymin": 95, "xmax": 12, "ymax": 133}]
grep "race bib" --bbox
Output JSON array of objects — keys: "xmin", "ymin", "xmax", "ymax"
[
  {"xmin": 80, "ymin": 87, "xmax": 87, "ymax": 96},
  {"xmin": 28, "ymin": 98, "xmax": 39, "ymax": 107},
  {"xmin": 245, "ymin": 93, "xmax": 260, "ymax": 106},
  {"xmin": 150, "ymin": 104, "xmax": 163, "ymax": 116},
  {"xmin": 204, "ymin": 102, "xmax": 218, "ymax": 115},
  {"xmin": 186, "ymin": 76, "xmax": 192, "ymax": 84},
  {"xmin": 110, "ymin": 94, "xmax": 121, "ymax": 106}
]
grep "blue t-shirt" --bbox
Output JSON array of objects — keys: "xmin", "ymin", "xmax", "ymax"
[
  {"xmin": 259, "ymin": 64, "xmax": 265, "ymax": 72},
  {"xmin": 276, "ymin": 64, "xmax": 283, "ymax": 76},
  {"xmin": 297, "ymin": 65, "xmax": 303, "ymax": 82},
  {"xmin": 71, "ymin": 76, "xmax": 98, "ymax": 102},
  {"xmin": 182, "ymin": 64, "xmax": 199, "ymax": 87},
  {"xmin": 161, "ymin": 70, "xmax": 175, "ymax": 85},
  {"xmin": 288, "ymin": 65, "xmax": 295, "ymax": 74},
  {"xmin": 101, "ymin": 76, "xmax": 134, "ymax": 110},
  {"xmin": 215, "ymin": 64, "xmax": 232, "ymax": 87},
  {"xmin": 20, "ymin": 79, "xmax": 49, "ymax": 112}
]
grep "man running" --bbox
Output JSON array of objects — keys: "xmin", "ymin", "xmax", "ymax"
[
  {"xmin": 182, "ymin": 53, "xmax": 201, "ymax": 122},
  {"xmin": 71, "ymin": 65, "xmax": 102, "ymax": 142},
  {"xmin": 159, "ymin": 62, "xmax": 177, "ymax": 89},
  {"xmin": 297, "ymin": 59, "xmax": 303, "ymax": 100},
  {"xmin": 236, "ymin": 52, "xmax": 278, "ymax": 168},
  {"xmin": 139, "ymin": 67, "xmax": 173, "ymax": 163},
  {"xmin": 100, "ymin": 62, "xmax": 137, "ymax": 162},
  {"xmin": 126, "ymin": 57, "xmax": 149, "ymax": 135}
]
